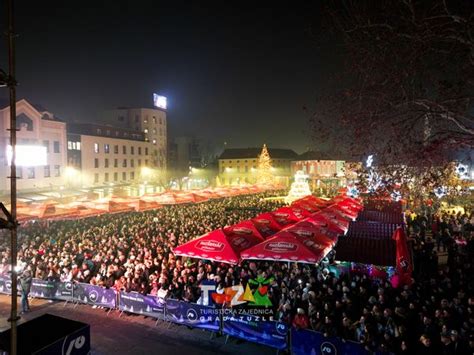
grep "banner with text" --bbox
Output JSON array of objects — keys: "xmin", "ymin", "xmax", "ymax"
[
  {"xmin": 165, "ymin": 299, "xmax": 220, "ymax": 332},
  {"xmin": 119, "ymin": 292, "xmax": 165, "ymax": 319},
  {"xmin": 72, "ymin": 283, "xmax": 116, "ymax": 308},
  {"xmin": 291, "ymin": 328, "xmax": 371, "ymax": 355},
  {"xmin": 222, "ymin": 315, "xmax": 288, "ymax": 350},
  {"xmin": 30, "ymin": 279, "xmax": 60, "ymax": 299}
]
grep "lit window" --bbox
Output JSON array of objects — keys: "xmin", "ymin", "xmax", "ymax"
[
  {"xmin": 54, "ymin": 165, "xmax": 60, "ymax": 177},
  {"xmin": 153, "ymin": 139, "xmax": 157, "ymax": 144},
  {"xmin": 68, "ymin": 141, "xmax": 72, "ymax": 150},
  {"xmin": 104, "ymin": 144, "xmax": 110, "ymax": 154},
  {"xmin": 144, "ymin": 129, "xmax": 148, "ymax": 134},
  {"xmin": 94, "ymin": 143, "xmax": 99, "ymax": 153}
]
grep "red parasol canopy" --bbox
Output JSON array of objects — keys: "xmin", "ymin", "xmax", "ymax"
[
  {"xmin": 173, "ymin": 230, "xmax": 241, "ymax": 264},
  {"xmin": 272, "ymin": 207, "xmax": 302, "ymax": 226},
  {"xmin": 284, "ymin": 221, "xmax": 337, "ymax": 247},
  {"xmin": 290, "ymin": 203, "xmax": 316, "ymax": 217},
  {"xmin": 251, "ymin": 212, "xmax": 284, "ymax": 238},
  {"xmin": 223, "ymin": 220, "xmax": 264, "ymax": 252},
  {"xmin": 317, "ymin": 211, "xmax": 350, "ymax": 233},
  {"xmin": 325, "ymin": 204, "xmax": 358, "ymax": 221},
  {"xmin": 240, "ymin": 231, "xmax": 326, "ymax": 264},
  {"xmin": 305, "ymin": 214, "xmax": 346, "ymax": 237}
]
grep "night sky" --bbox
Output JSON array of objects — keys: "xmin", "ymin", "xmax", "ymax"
[{"xmin": 0, "ymin": 1, "xmax": 337, "ymax": 153}]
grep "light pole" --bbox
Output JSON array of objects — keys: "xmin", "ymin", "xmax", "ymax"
[{"xmin": 0, "ymin": 1, "xmax": 19, "ymax": 354}]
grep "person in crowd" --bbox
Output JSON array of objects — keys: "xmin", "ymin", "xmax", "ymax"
[
  {"xmin": 0, "ymin": 194, "xmax": 472, "ymax": 355},
  {"xmin": 19, "ymin": 265, "xmax": 32, "ymax": 314}
]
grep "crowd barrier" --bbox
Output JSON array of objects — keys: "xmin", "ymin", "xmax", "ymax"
[
  {"xmin": 0, "ymin": 276, "xmax": 386, "ymax": 353},
  {"xmin": 291, "ymin": 328, "xmax": 379, "ymax": 355}
]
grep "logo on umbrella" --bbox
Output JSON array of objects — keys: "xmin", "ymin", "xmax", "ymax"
[{"xmin": 195, "ymin": 240, "xmax": 225, "ymax": 252}]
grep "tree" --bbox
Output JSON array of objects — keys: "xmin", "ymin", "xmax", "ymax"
[
  {"xmin": 311, "ymin": 0, "xmax": 474, "ymax": 167},
  {"xmin": 257, "ymin": 144, "xmax": 274, "ymax": 185}
]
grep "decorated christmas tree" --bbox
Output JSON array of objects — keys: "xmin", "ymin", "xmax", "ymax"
[
  {"xmin": 285, "ymin": 170, "xmax": 312, "ymax": 204},
  {"xmin": 257, "ymin": 144, "xmax": 274, "ymax": 185}
]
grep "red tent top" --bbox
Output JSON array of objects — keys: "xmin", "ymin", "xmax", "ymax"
[
  {"xmin": 291, "ymin": 201, "xmax": 320, "ymax": 214},
  {"xmin": 251, "ymin": 212, "xmax": 284, "ymax": 238},
  {"xmin": 173, "ymin": 230, "xmax": 241, "ymax": 264},
  {"xmin": 335, "ymin": 201, "xmax": 361, "ymax": 213},
  {"xmin": 300, "ymin": 195, "xmax": 331, "ymax": 207},
  {"xmin": 240, "ymin": 231, "xmax": 325, "ymax": 264},
  {"xmin": 283, "ymin": 221, "xmax": 336, "ymax": 247},
  {"xmin": 305, "ymin": 214, "xmax": 345, "ymax": 237},
  {"xmin": 325, "ymin": 205, "xmax": 358, "ymax": 221},
  {"xmin": 223, "ymin": 220, "xmax": 264, "ymax": 252},
  {"xmin": 287, "ymin": 205, "xmax": 313, "ymax": 219},
  {"xmin": 272, "ymin": 207, "xmax": 302, "ymax": 226},
  {"xmin": 317, "ymin": 211, "xmax": 350, "ymax": 232}
]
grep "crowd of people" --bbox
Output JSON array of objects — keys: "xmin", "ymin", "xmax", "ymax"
[{"xmin": 0, "ymin": 194, "xmax": 473, "ymax": 354}]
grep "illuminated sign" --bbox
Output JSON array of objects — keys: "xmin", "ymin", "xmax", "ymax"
[
  {"xmin": 6, "ymin": 145, "xmax": 47, "ymax": 166},
  {"xmin": 153, "ymin": 93, "xmax": 167, "ymax": 110}
]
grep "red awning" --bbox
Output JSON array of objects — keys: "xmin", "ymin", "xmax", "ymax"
[
  {"xmin": 284, "ymin": 221, "xmax": 337, "ymax": 247},
  {"xmin": 251, "ymin": 212, "xmax": 284, "ymax": 238},
  {"xmin": 223, "ymin": 220, "xmax": 264, "ymax": 252},
  {"xmin": 240, "ymin": 231, "xmax": 326, "ymax": 264},
  {"xmin": 305, "ymin": 214, "xmax": 346, "ymax": 237},
  {"xmin": 289, "ymin": 203, "xmax": 317, "ymax": 217},
  {"xmin": 173, "ymin": 230, "xmax": 241, "ymax": 264},
  {"xmin": 272, "ymin": 207, "xmax": 302, "ymax": 226},
  {"xmin": 317, "ymin": 211, "xmax": 350, "ymax": 233}
]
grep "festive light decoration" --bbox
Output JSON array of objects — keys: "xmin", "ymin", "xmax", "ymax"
[
  {"xmin": 256, "ymin": 144, "xmax": 274, "ymax": 185},
  {"xmin": 347, "ymin": 185, "xmax": 360, "ymax": 198},
  {"xmin": 285, "ymin": 170, "xmax": 311, "ymax": 203},
  {"xmin": 455, "ymin": 163, "xmax": 469, "ymax": 179},
  {"xmin": 391, "ymin": 190, "xmax": 402, "ymax": 201},
  {"xmin": 367, "ymin": 170, "xmax": 383, "ymax": 193},
  {"xmin": 434, "ymin": 186, "xmax": 447, "ymax": 198},
  {"xmin": 366, "ymin": 155, "xmax": 374, "ymax": 168}
]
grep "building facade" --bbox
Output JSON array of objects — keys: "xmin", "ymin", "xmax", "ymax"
[
  {"xmin": 291, "ymin": 151, "xmax": 360, "ymax": 192},
  {"xmin": 103, "ymin": 107, "xmax": 167, "ymax": 171},
  {"xmin": 218, "ymin": 148, "xmax": 297, "ymax": 186},
  {"xmin": 66, "ymin": 123, "xmax": 153, "ymax": 188},
  {"xmin": 0, "ymin": 99, "xmax": 67, "ymax": 193}
]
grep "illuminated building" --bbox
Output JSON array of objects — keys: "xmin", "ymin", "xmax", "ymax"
[
  {"xmin": 291, "ymin": 151, "xmax": 361, "ymax": 191},
  {"xmin": 66, "ymin": 123, "xmax": 152, "ymax": 187},
  {"xmin": 218, "ymin": 147, "xmax": 297, "ymax": 186},
  {"xmin": 103, "ymin": 101, "xmax": 167, "ymax": 171},
  {"xmin": 0, "ymin": 99, "xmax": 67, "ymax": 193}
]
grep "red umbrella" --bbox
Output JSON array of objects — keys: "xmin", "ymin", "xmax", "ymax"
[
  {"xmin": 317, "ymin": 211, "xmax": 350, "ymax": 233},
  {"xmin": 284, "ymin": 221, "xmax": 337, "ymax": 247},
  {"xmin": 288, "ymin": 205, "xmax": 314, "ymax": 219},
  {"xmin": 251, "ymin": 212, "xmax": 284, "ymax": 238},
  {"xmin": 291, "ymin": 200, "xmax": 320, "ymax": 213},
  {"xmin": 272, "ymin": 207, "xmax": 302, "ymax": 226},
  {"xmin": 300, "ymin": 196, "xmax": 331, "ymax": 208},
  {"xmin": 173, "ymin": 230, "xmax": 241, "ymax": 264},
  {"xmin": 305, "ymin": 214, "xmax": 346, "ymax": 237},
  {"xmin": 325, "ymin": 204, "xmax": 358, "ymax": 221},
  {"xmin": 240, "ymin": 231, "xmax": 325, "ymax": 264},
  {"xmin": 223, "ymin": 220, "xmax": 264, "ymax": 252}
]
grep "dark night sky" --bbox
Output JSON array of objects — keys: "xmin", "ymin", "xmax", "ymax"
[{"xmin": 1, "ymin": 1, "xmax": 338, "ymax": 153}]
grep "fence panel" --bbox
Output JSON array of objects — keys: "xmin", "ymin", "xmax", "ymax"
[
  {"xmin": 165, "ymin": 299, "xmax": 220, "ymax": 332},
  {"xmin": 118, "ymin": 291, "xmax": 165, "ymax": 320}
]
